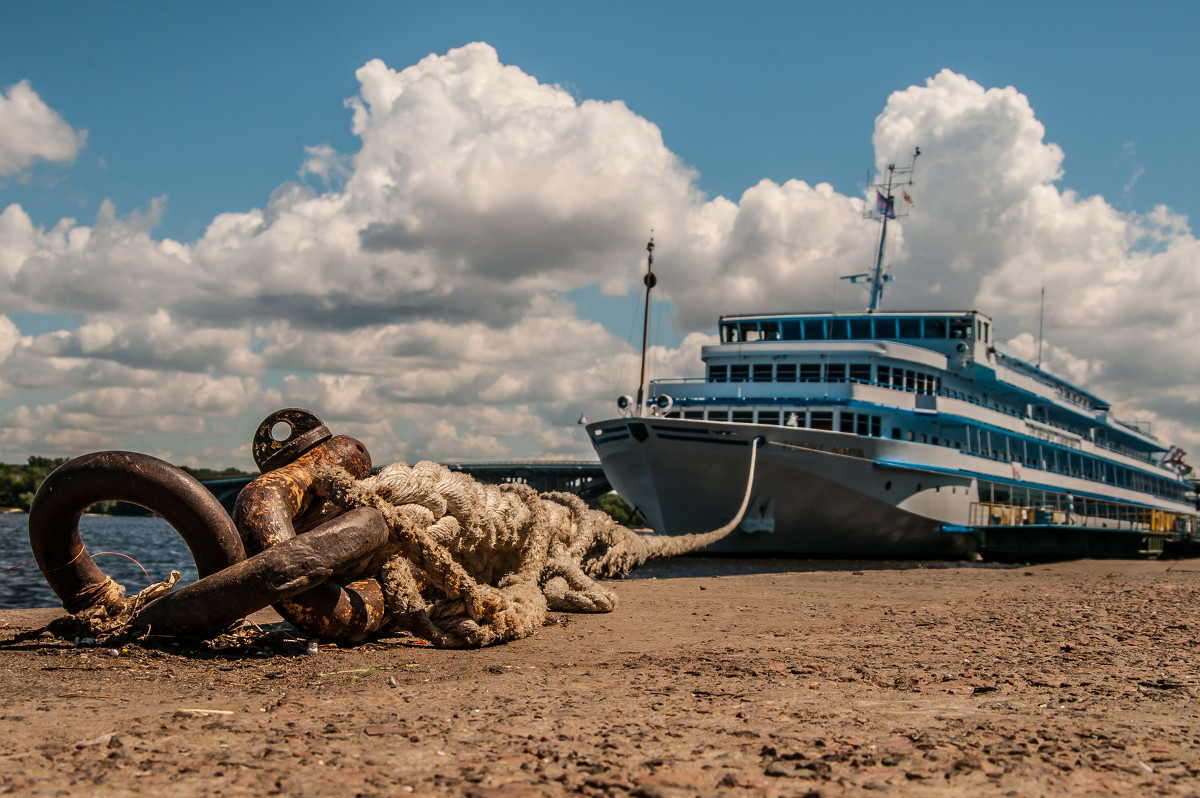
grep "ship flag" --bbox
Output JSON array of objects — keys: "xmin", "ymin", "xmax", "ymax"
[{"xmin": 876, "ymin": 191, "xmax": 896, "ymax": 219}]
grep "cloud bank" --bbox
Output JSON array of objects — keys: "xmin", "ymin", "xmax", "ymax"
[{"xmin": 0, "ymin": 49, "xmax": 1197, "ymax": 467}]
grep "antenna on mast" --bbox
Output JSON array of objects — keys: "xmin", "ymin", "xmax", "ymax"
[
  {"xmin": 635, "ymin": 234, "xmax": 656, "ymax": 417},
  {"xmin": 842, "ymin": 146, "xmax": 920, "ymax": 311}
]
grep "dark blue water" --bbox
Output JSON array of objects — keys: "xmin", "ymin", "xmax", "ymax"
[{"xmin": 0, "ymin": 513, "xmax": 199, "ymax": 610}]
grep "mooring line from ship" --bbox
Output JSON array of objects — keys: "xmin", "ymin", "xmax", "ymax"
[{"xmin": 628, "ymin": 434, "xmax": 764, "ymax": 558}]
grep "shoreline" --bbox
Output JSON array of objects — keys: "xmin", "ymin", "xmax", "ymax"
[{"xmin": 2, "ymin": 558, "xmax": 1198, "ymax": 795}]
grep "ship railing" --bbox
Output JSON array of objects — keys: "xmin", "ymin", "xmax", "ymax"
[
  {"xmin": 1090, "ymin": 438, "xmax": 1157, "ymax": 465},
  {"xmin": 1114, "ymin": 417, "xmax": 1158, "ymax": 440},
  {"xmin": 968, "ymin": 501, "xmax": 1189, "ymax": 536},
  {"xmin": 654, "ymin": 378, "xmax": 1164, "ymax": 468}
]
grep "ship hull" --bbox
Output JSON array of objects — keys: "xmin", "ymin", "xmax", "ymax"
[{"xmin": 587, "ymin": 417, "xmax": 980, "ymax": 558}]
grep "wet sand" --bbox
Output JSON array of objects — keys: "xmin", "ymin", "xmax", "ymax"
[{"xmin": 1, "ymin": 557, "xmax": 1198, "ymax": 796}]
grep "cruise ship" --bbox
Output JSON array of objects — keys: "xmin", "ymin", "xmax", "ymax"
[{"xmin": 586, "ymin": 153, "xmax": 1198, "ymax": 560}]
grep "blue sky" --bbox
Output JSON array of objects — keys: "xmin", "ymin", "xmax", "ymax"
[
  {"xmin": 2, "ymin": 2, "xmax": 1199, "ymax": 466},
  {"xmin": 7, "ymin": 3, "xmax": 1194, "ymax": 240}
]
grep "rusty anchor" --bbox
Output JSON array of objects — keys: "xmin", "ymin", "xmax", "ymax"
[{"xmin": 28, "ymin": 408, "xmax": 390, "ymax": 642}]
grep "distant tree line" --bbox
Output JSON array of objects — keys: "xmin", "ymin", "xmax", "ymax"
[{"xmin": 0, "ymin": 457, "xmax": 253, "ymax": 514}]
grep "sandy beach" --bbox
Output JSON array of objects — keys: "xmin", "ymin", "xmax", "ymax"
[{"xmin": 1, "ymin": 557, "xmax": 1198, "ymax": 796}]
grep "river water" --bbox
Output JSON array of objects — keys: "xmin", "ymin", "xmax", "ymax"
[{"xmin": 0, "ymin": 513, "xmax": 198, "ymax": 610}]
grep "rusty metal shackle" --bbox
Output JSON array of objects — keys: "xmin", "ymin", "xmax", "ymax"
[
  {"xmin": 134, "ymin": 506, "xmax": 387, "ymax": 636},
  {"xmin": 236, "ymin": 411, "xmax": 391, "ymax": 645},
  {"xmin": 28, "ymin": 451, "xmax": 246, "ymax": 615}
]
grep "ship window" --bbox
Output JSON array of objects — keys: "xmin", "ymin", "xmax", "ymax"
[
  {"xmin": 781, "ymin": 320, "xmax": 801, "ymax": 340},
  {"xmin": 811, "ymin": 411, "xmax": 834, "ymax": 430},
  {"xmin": 799, "ymin": 364, "xmax": 821, "ymax": 382},
  {"xmin": 708, "ymin": 410, "xmax": 729, "ymax": 422},
  {"xmin": 826, "ymin": 364, "xmax": 847, "ymax": 383},
  {"xmin": 950, "ymin": 318, "xmax": 972, "ymax": 339},
  {"xmin": 871, "ymin": 416, "xmax": 882, "ymax": 437},
  {"xmin": 877, "ymin": 366, "xmax": 892, "ymax": 386},
  {"xmin": 739, "ymin": 323, "xmax": 760, "ymax": 342},
  {"xmin": 829, "ymin": 319, "xmax": 850, "ymax": 340},
  {"xmin": 892, "ymin": 427, "xmax": 902, "ymax": 439},
  {"xmin": 875, "ymin": 318, "xmax": 898, "ymax": 338},
  {"xmin": 753, "ymin": 364, "xmax": 773, "ymax": 382},
  {"xmin": 683, "ymin": 410, "xmax": 705, "ymax": 419},
  {"xmin": 802, "ymin": 319, "xmax": 826, "ymax": 340},
  {"xmin": 776, "ymin": 363, "xmax": 797, "ymax": 381},
  {"xmin": 839, "ymin": 413, "xmax": 855, "ymax": 433},
  {"xmin": 904, "ymin": 370, "xmax": 916, "ymax": 391},
  {"xmin": 758, "ymin": 411, "xmax": 781, "ymax": 425},
  {"xmin": 732, "ymin": 411, "xmax": 754, "ymax": 424},
  {"xmin": 924, "ymin": 318, "xmax": 947, "ymax": 338},
  {"xmin": 906, "ymin": 431, "xmax": 915, "ymax": 441},
  {"xmin": 898, "ymin": 318, "xmax": 922, "ymax": 338},
  {"xmin": 856, "ymin": 414, "xmax": 870, "ymax": 435},
  {"xmin": 730, "ymin": 364, "xmax": 750, "ymax": 382},
  {"xmin": 760, "ymin": 321, "xmax": 780, "ymax": 341},
  {"xmin": 849, "ymin": 364, "xmax": 872, "ymax": 383},
  {"xmin": 708, "ymin": 364, "xmax": 728, "ymax": 382},
  {"xmin": 721, "ymin": 323, "xmax": 738, "ymax": 342},
  {"xmin": 849, "ymin": 318, "xmax": 872, "ymax": 339}
]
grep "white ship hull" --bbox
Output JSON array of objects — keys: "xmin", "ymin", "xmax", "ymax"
[{"xmin": 588, "ymin": 417, "xmax": 980, "ymax": 558}]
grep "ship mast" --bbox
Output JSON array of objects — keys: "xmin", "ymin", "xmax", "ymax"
[
  {"xmin": 843, "ymin": 146, "xmax": 920, "ymax": 311},
  {"xmin": 635, "ymin": 236, "xmax": 656, "ymax": 417}
]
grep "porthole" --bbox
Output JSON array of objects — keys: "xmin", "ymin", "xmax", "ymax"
[{"xmin": 884, "ymin": 480, "xmax": 892, "ymax": 490}]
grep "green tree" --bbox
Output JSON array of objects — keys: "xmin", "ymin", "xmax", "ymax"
[
  {"xmin": 0, "ymin": 456, "xmax": 70, "ymax": 511},
  {"xmin": 0, "ymin": 457, "xmax": 252, "ymax": 513},
  {"xmin": 589, "ymin": 492, "xmax": 644, "ymax": 528}
]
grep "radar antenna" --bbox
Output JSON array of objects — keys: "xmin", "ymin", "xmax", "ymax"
[{"xmin": 842, "ymin": 146, "xmax": 920, "ymax": 311}]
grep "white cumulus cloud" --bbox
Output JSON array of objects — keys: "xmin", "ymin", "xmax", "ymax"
[
  {"xmin": 0, "ymin": 81, "xmax": 87, "ymax": 178},
  {"xmin": 0, "ymin": 49, "xmax": 1198, "ymax": 465}
]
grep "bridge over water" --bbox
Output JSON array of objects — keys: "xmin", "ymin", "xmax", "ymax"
[{"xmin": 203, "ymin": 461, "xmax": 611, "ymax": 514}]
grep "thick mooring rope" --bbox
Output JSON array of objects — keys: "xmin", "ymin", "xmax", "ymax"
[{"xmin": 312, "ymin": 439, "xmax": 760, "ymax": 648}]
